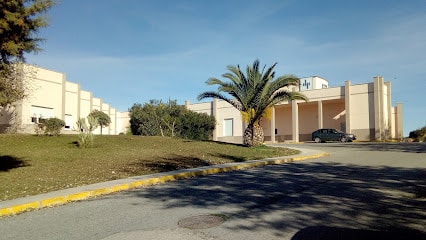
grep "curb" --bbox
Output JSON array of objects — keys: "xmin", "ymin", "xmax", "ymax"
[{"xmin": 0, "ymin": 152, "xmax": 328, "ymax": 217}]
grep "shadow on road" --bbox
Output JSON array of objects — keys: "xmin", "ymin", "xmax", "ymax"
[
  {"xmin": 307, "ymin": 142, "xmax": 426, "ymax": 153},
  {"xmin": 121, "ymin": 161, "xmax": 426, "ymax": 238},
  {"xmin": 291, "ymin": 226, "xmax": 426, "ymax": 240}
]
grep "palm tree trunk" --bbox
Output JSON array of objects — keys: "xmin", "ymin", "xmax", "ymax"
[{"xmin": 243, "ymin": 123, "xmax": 264, "ymax": 147}]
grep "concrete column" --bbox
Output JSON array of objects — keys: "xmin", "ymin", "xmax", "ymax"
[
  {"xmin": 385, "ymin": 81, "xmax": 392, "ymax": 138},
  {"xmin": 212, "ymin": 99, "xmax": 218, "ymax": 141},
  {"xmin": 184, "ymin": 100, "xmax": 189, "ymax": 109},
  {"xmin": 344, "ymin": 80, "xmax": 351, "ymax": 133},
  {"xmin": 61, "ymin": 74, "xmax": 66, "ymax": 120},
  {"xmin": 107, "ymin": 105, "xmax": 111, "ymax": 135},
  {"xmin": 396, "ymin": 102, "xmax": 403, "ymax": 140},
  {"xmin": 317, "ymin": 100, "xmax": 323, "ymax": 129},
  {"xmin": 89, "ymin": 92, "xmax": 93, "ymax": 112},
  {"xmin": 77, "ymin": 84, "xmax": 81, "ymax": 120},
  {"xmin": 373, "ymin": 76, "xmax": 384, "ymax": 140},
  {"xmin": 292, "ymin": 100, "xmax": 299, "ymax": 142},
  {"xmin": 270, "ymin": 106, "xmax": 276, "ymax": 143}
]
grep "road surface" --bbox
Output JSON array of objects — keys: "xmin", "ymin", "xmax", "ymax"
[{"xmin": 0, "ymin": 142, "xmax": 425, "ymax": 240}]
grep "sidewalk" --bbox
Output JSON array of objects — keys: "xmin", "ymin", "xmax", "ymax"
[{"xmin": 0, "ymin": 146, "xmax": 328, "ymax": 217}]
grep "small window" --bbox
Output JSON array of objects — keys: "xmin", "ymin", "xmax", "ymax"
[
  {"xmin": 31, "ymin": 115, "xmax": 38, "ymax": 123},
  {"xmin": 64, "ymin": 114, "xmax": 73, "ymax": 130},
  {"xmin": 223, "ymin": 119, "xmax": 233, "ymax": 136},
  {"xmin": 31, "ymin": 105, "xmax": 54, "ymax": 122}
]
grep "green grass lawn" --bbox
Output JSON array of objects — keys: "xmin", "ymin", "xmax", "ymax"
[{"xmin": 0, "ymin": 134, "xmax": 299, "ymax": 201}]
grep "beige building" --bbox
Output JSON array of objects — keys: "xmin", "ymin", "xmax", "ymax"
[
  {"xmin": 0, "ymin": 65, "xmax": 403, "ymax": 142},
  {"xmin": 0, "ymin": 65, "xmax": 128, "ymax": 135},
  {"xmin": 187, "ymin": 76, "xmax": 403, "ymax": 143}
]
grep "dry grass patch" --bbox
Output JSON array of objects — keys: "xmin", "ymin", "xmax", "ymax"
[{"xmin": 0, "ymin": 134, "xmax": 298, "ymax": 201}]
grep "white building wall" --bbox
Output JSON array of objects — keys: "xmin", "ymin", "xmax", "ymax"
[
  {"xmin": 117, "ymin": 111, "xmax": 130, "ymax": 134},
  {"xmin": 299, "ymin": 76, "xmax": 328, "ymax": 91},
  {"xmin": 101, "ymin": 103, "xmax": 110, "ymax": 135},
  {"xmin": 215, "ymin": 101, "xmax": 243, "ymax": 143},
  {"xmin": 349, "ymin": 83, "xmax": 374, "ymax": 140},
  {"xmin": 109, "ymin": 108, "xmax": 117, "ymax": 134},
  {"xmin": 189, "ymin": 77, "xmax": 402, "ymax": 143},
  {"xmin": 0, "ymin": 65, "xmax": 124, "ymax": 135},
  {"xmin": 20, "ymin": 66, "xmax": 64, "ymax": 133},
  {"xmin": 64, "ymin": 81, "xmax": 79, "ymax": 131},
  {"xmin": 79, "ymin": 90, "xmax": 92, "ymax": 120}
]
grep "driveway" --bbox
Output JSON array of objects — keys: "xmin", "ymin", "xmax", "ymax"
[{"xmin": 0, "ymin": 143, "xmax": 425, "ymax": 240}]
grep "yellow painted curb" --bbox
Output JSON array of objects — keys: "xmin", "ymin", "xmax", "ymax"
[
  {"xmin": 0, "ymin": 151, "xmax": 328, "ymax": 218},
  {"xmin": 41, "ymin": 196, "xmax": 67, "ymax": 207},
  {"xmin": 66, "ymin": 191, "xmax": 91, "ymax": 201}
]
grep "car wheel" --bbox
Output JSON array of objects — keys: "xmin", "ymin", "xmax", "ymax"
[
  {"xmin": 314, "ymin": 137, "xmax": 321, "ymax": 143},
  {"xmin": 340, "ymin": 136, "xmax": 347, "ymax": 142}
]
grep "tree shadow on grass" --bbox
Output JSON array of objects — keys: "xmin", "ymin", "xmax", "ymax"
[
  {"xmin": 212, "ymin": 153, "xmax": 247, "ymax": 162},
  {"xmin": 122, "ymin": 152, "xmax": 260, "ymax": 174},
  {"xmin": 0, "ymin": 155, "xmax": 30, "ymax": 171},
  {"xmin": 123, "ymin": 154, "xmax": 212, "ymax": 173}
]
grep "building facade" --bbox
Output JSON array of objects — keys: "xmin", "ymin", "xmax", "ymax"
[
  {"xmin": 187, "ymin": 76, "xmax": 403, "ymax": 143},
  {"xmin": 0, "ymin": 65, "xmax": 128, "ymax": 135},
  {"xmin": 0, "ymin": 65, "xmax": 403, "ymax": 142}
]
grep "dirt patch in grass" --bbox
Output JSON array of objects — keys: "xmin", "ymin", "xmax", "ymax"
[{"xmin": 0, "ymin": 135, "xmax": 299, "ymax": 201}]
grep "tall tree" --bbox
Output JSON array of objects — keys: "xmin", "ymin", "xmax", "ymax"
[
  {"xmin": 88, "ymin": 110, "xmax": 111, "ymax": 135},
  {"xmin": 0, "ymin": 0, "xmax": 56, "ymax": 107},
  {"xmin": 198, "ymin": 59, "xmax": 308, "ymax": 147}
]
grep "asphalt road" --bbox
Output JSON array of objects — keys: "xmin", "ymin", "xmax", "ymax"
[{"xmin": 1, "ymin": 142, "xmax": 425, "ymax": 240}]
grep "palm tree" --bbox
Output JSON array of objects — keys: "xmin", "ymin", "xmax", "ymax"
[{"xmin": 198, "ymin": 60, "xmax": 308, "ymax": 147}]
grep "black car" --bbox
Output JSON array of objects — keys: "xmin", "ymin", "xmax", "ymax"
[{"xmin": 312, "ymin": 128, "xmax": 356, "ymax": 143}]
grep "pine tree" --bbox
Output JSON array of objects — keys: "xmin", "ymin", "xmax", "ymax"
[{"xmin": 0, "ymin": 0, "xmax": 56, "ymax": 107}]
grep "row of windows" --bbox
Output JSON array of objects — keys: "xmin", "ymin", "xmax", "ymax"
[{"xmin": 30, "ymin": 106, "xmax": 73, "ymax": 129}]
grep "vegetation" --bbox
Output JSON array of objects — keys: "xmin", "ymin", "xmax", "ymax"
[
  {"xmin": 88, "ymin": 109, "xmax": 111, "ymax": 135},
  {"xmin": 129, "ymin": 99, "xmax": 216, "ymax": 140},
  {"xmin": 75, "ymin": 115, "xmax": 99, "ymax": 148},
  {"xmin": 0, "ymin": 134, "xmax": 299, "ymax": 200},
  {"xmin": 180, "ymin": 110, "xmax": 216, "ymax": 140},
  {"xmin": 408, "ymin": 125, "xmax": 426, "ymax": 142},
  {"xmin": 0, "ymin": 63, "xmax": 26, "ymax": 108},
  {"xmin": 43, "ymin": 117, "xmax": 65, "ymax": 136},
  {"xmin": 198, "ymin": 59, "xmax": 308, "ymax": 147},
  {"xmin": 33, "ymin": 117, "xmax": 65, "ymax": 136},
  {"xmin": 0, "ymin": 0, "xmax": 56, "ymax": 107}
]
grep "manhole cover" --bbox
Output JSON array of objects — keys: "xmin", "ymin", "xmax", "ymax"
[{"xmin": 178, "ymin": 214, "xmax": 226, "ymax": 229}]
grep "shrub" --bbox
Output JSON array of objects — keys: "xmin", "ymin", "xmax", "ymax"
[
  {"xmin": 129, "ymin": 100, "xmax": 184, "ymax": 137},
  {"xmin": 43, "ymin": 118, "xmax": 65, "ymax": 136},
  {"xmin": 75, "ymin": 116, "xmax": 99, "ymax": 148},
  {"xmin": 179, "ymin": 111, "xmax": 216, "ymax": 140},
  {"xmin": 34, "ymin": 122, "xmax": 45, "ymax": 136},
  {"xmin": 408, "ymin": 125, "xmax": 426, "ymax": 142},
  {"xmin": 129, "ymin": 100, "xmax": 216, "ymax": 141}
]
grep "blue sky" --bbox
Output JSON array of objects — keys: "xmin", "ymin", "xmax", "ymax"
[{"xmin": 27, "ymin": 0, "xmax": 426, "ymax": 136}]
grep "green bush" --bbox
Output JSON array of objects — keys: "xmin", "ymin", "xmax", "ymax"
[
  {"xmin": 129, "ymin": 99, "xmax": 216, "ymax": 140},
  {"xmin": 408, "ymin": 125, "xmax": 426, "ymax": 142},
  {"xmin": 43, "ymin": 118, "xmax": 65, "ymax": 136},
  {"xmin": 179, "ymin": 111, "xmax": 216, "ymax": 140}
]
